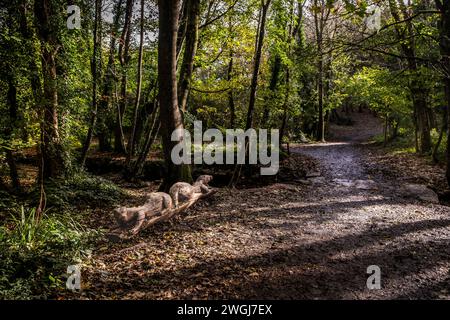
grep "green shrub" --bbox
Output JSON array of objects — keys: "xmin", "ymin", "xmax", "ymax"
[
  {"xmin": 372, "ymin": 128, "xmax": 415, "ymax": 153},
  {"xmin": 0, "ymin": 206, "xmax": 100, "ymax": 299},
  {"xmin": 0, "ymin": 190, "xmax": 21, "ymax": 218},
  {"xmin": 40, "ymin": 172, "xmax": 125, "ymax": 209}
]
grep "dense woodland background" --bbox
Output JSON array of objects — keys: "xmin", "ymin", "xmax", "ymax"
[{"xmin": 1, "ymin": 0, "xmax": 450, "ymax": 299}]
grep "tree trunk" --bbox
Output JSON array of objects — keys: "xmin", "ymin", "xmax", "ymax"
[
  {"xmin": 435, "ymin": 0, "xmax": 450, "ymax": 184},
  {"xmin": 158, "ymin": 0, "xmax": 192, "ymax": 191},
  {"xmin": 389, "ymin": 0, "xmax": 431, "ymax": 154},
  {"xmin": 412, "ymin": 87, "xmax": 432, "ymax": 153},
  {"xmin": 314, "ymin": 0, "xmax": 325, "ymax": 142},
  {"xmin": 227, "ymin": 53, "xmax": 236, "ymax": 128},
  {"xmin": 384, "ymin": 115, "xmax": 389, "ymax": 147},
  {"xmin": 16, "ymin": 0, "xmax": 42, "ymax": 193},
  {"xmin": 178, "ymin": 0, "xmax": 201, "ymax": 112},
  {"xmin": 134, "ymin": 80, "xmax": 157, "ymax": 152},
  {"xmin": 81, "ymin": 0, "xmax": 102, "ymax": 166},
  {"xmin": 5, "ymin": 75, "xmax": 21, "ymax": 193},
  {"xmin": 115, "ymin": 0, "xmax": 134, "ymax": 154},
  {"xmin": 432, "ymin": 106, "xmax": 447, "ymax": 163},
  {"xmin": 132, "ymin": 106, "xmax": 160, "ymax": 177},
  {"xmin": 176, "ymin": 0, "xmax": 189, "ymax": 61},
  {"xmin": 127, "ymin": 0, "xmax": 145, "ymax": 165},
  {"xmin": 246, "ymin": 0, "xmax": 271, "ymax": 130},
  {"xmin": 279, "ymin": 69, "xmax": 290, "ymax": 146},
  {"xmin": 96, "ymin": 0, "xmax": 123, "ymax": 152},
  {"xmin": 114, "ymin": 78, "xmax": 128, "ymax": 153},
  {"xmin": 34, "ymin": 0, "xmax": 67, "ymax": 179},
  {"xmin": 227, "ymin": 16, "xmax": 236, "ymax": 128},
  {"xmin": 262, "ymin": 54, "xmax": 281, "ymax": 127},
  {"xmin": 445, "ymin": 78, "xmax": 450, "ymax": 184}
]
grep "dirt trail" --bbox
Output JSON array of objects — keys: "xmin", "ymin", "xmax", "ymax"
[{"xmin": 77, "ymin": 111, "xmax": 450, "ymax": 300}]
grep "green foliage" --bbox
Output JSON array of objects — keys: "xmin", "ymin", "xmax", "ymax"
[
  {"xmin": 372, "ymin": 130, "xmax": 415, "ymax": 150},
  {"xmin": 41, "ymin": 172, "xmax": 125, "ymax": 209},
  {"xmin": 0, "ymin": 191, "xmax": 21, "ymax": 217},
  {"xmin": 0, "ymin": 206, "xmax": 100, "ymax": 299},
  {"xmin": 343, "ymin": 67, "xmax": 411, "ymax": 116}
]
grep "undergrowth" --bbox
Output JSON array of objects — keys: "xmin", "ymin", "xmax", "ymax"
[
  {"xmin": 0, "ymin": 206, "xmax": 101, "ymax": 299},
  {"xmin": 0, "ymin": 172, "xmax": 120, "ymax": 299},
  {"xmin": 38, "ymin": 172, "xmax": 125, "ymax": 209},
  {"xmin": 372, "ymin": 128, "xmax": 447, "ymax": 163}
]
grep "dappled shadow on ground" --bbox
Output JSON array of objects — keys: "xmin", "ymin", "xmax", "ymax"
[
  {"xmin": 76, "ymin": 178, "xmax": 450, "ymax": 299},
  {"xmin": 66, "ymin": 111, "xmax": 450, "ymax": 300},
  {"xmin": 147, "ymin": 218, "xmax": 450, "ymax": 299},
  {"xmin": 81, "ymin": 213, "xmax": 450, "ymax": 299},
  {"xmin": 141, "ymin": 195, "xmax": 413, "ymax": 236}
]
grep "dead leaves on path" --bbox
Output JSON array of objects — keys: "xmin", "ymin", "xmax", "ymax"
[
  {"xmin": 57, "ymin": 146, "xmax": 450, "ymax": 300},
  {"xmin": 59, "ymin": 184, "xmax": 309, "ymax": 300},
  {"xmin": 363, "ymin": 147, "xmax": 447, "ymax": 194}
]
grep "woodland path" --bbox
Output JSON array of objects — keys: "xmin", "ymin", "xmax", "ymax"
[{"xmin": 76, "ymin": 111, "xmax": 450, "ymax": 300}]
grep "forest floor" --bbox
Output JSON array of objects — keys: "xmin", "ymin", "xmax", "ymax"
[{"xmin": 63, "ymin": 111, "xmax": 450, "ymax": 300}]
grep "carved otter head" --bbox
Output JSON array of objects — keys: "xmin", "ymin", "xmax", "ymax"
[
  {"xmin": 196, "ymin": 175, "xmax": 213, "ymax": 185},
  {"xmin": 113, "ymin": 207, "xmax": 129, "ymax": 225},
  {"xmin": 114, "ymin": 207, "xmax": 125, "ymax": 214}
]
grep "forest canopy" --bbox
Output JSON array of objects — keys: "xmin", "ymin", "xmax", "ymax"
[{"xmin": 0, "ymin": 0, "xmax": 449, "ymax": 185}]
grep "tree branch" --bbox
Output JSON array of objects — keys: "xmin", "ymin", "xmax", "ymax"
[
  {"xmin": 191, "ymin": 86, "xmax": 231, "ymax": 93},
  {"xmin": 199, "ymin": 0, "xmax": 239, "ymax": 29}
]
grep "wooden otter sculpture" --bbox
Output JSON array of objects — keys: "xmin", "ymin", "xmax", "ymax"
[
  {"xmin": 113, "ymin": 192, "xmax": 173, "ymax": 233},
  {"xmin": 169, "ymin": 175, "xmax": 213, "ymax": 208},
  {"xmin": 110, "ymin": 175, "xmax": 215, "ymax": 240}
]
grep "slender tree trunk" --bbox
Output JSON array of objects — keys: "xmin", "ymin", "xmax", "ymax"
[
  {"xmin": 384, "ymin": 115, "xmax": 389, "ymax": 147},
  {"xmin": 15, "ymin": 0, "xmax": 43, "ymax": 197},
  {"xmin": 114, "ymin": 77, "xmax": 128, "ymax": 153},
  {"xmin": 413, "ymin": 88, "xmax": 432, "ymax": 153},
  {"xmin": 18, "ymin": 0, "xmax": 42, "ymax": 103},
  {"xmin": 5, "ymin": 150, "xmax": 20, "ymax": 192},
  {"xmin": 435, "ymin": 0, "xmax": 450, "ymax": 184},
  {"xmin": 278, "ymin": 0, "xmax": 302, "ymax": 144},
  {"xmin": 433, "ymin": 106, "xmax": 447, "ymax": 163},
  {"xmin": 262, "ymin": 55, "xmax": 281, "ymax": 127},
  {"xmin": 227, "ymin": 53, "xmax": 236, "ymax": 128},
  {"xmin": 5, "ymin": 75, "xmax": 21, "ymax": 193},
  {"xmin": 314, "ymin": 0, "xmax": 325, "ymax": 142},
  {"xmin": 413, "ymin": 106, "xmax": 419, "ymax": 151},
  {"xmin": 279, "ymin": 69, "xmax": 290, "ymax": 146},
  {"xmin": 246, "ymin": 0, "xmax": 271, "ymax": 130},
  {"xmin": 134, "ymin": 80, "xmax": 157, "ymax": 151},
  {"xmin": 118, "ymin": 0, "xmax": 134, "ymax": 69},
  {"xmin": 227, "ymin": 16, "xmax": 236, "ymax": 128},
  {"xmin": 34, "ymin": 0, "xmax": 67, "ymax": 178},
  {"xmin": 127, "ymin": 0, "xmax": 145, "ymax": 165},
  {"xmin": 15, "ymin": 0, "xmax": 44, "ymax": 214},
  {"xmin": 389, "ymin": 0, "xmax": 431, "ymax": 153},
  {"xmin": 178, "ymin": 0, "xmax": 201, "ymax": 112},
  {"xmin": 158, "ymin": 0, "xmax": 192, "ymax": 191},
  {"xmin": 96, "ymin": 0, "xmax": 123, "ymax": 152},
  {"xmin": 115, "ymin": 0, "xmax": 134, "ymax": 154},
  {"xmin": 81, "ymin": 0, "xmax": 102, "ymax": 166},
  {"xmin": 445, "ymin": 79, "xmax": 450, "ymax": 184},
  {"xmin": 176, "ymin": 0, "xmax": 189, "ymax": 61},
  {"xmin": 132, "ymin": 106, "xmax": 161, "ymax": 177}
]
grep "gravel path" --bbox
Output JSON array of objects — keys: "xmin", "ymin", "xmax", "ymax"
[{"xmin": 76, "ymin": 112, "xmax": 450, "ymax": 300}]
